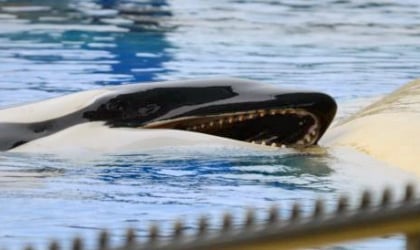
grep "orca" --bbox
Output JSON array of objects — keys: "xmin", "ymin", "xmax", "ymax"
[
  {"xmin": 0, "ymin": 78, "xmax": 337, "ymax": 153},
  {"xmin": 321, "ymin": 79, "xmax": 420, "ymax": 174}
]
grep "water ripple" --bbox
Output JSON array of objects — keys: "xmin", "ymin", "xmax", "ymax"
[{"xmin": 0, "ymin": 0, "xmax": 419, "ymax": 249}]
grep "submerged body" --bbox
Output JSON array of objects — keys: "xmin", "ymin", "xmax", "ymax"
[
  {"xmin": 321, "ymin": 79, "xmax": 420, "ymax": 174},
  {"xmin": 0, "ymin": 78, "xmax": 336, "ymax": 153}
]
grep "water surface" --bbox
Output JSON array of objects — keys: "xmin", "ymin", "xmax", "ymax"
[{"xmin": 0, "ymin": 0, "xmax": 420, "ymax": 249}]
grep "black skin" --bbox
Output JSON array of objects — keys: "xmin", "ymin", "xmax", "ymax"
[{"xmin": 0, "ymin": 78, "xmax": 337, "ymax": 150}]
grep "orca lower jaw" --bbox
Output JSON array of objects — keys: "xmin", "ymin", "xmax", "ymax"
[{"xmin": 144, "ymin": 108, "xmax": 321, "ymax": 148}]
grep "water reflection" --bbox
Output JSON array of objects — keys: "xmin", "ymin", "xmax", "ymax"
[
  {"xmin": 94, "ymin": 152, "xmax": 334, "ymax": 192},
  {"xmin": 0, "ymin": 147, "xmax": 414, "ymax": 249},
  {"xmin": 0, "ymin": 0, "xmax": 173, "ymax": 105},
  {"xmin": 0, "ymin": 150, "xmax": 334, "ymax": 249}
]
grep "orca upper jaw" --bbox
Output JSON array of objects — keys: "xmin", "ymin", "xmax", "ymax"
[{"xmin": 142, "ymin": 93, "xmax": 337, "ymax": 148}]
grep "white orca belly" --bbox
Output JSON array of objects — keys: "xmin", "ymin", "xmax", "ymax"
[
  {"xmin": 322, "ymin": 112, "xmax": 420, "ymax": 174},
  {"xmin": 322, "ymin": 79, "xmax": 420, "ymax": 175}
]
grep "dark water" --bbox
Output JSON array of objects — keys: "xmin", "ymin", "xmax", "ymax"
[{"xmin": 0, "ymin": 0, "xmax": 420, "ymax": 249}]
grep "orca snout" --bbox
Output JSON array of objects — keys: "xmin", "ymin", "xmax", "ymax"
[{"xmin": 304, "ymin": 92, "xmax": 337, "ymax": 138}]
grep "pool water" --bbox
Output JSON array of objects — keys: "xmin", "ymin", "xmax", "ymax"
[{"xmin": 0, "ymin": 0, "xmax": 420, "ymax": 249}]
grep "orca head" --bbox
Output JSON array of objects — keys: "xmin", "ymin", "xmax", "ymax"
[{"xmin": 85, "ymin": 79, "xmax": 337, "ymax": 148}]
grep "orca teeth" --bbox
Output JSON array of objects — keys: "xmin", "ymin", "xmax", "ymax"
[{"xmin": 144, "ymin": 108, "xmax": 320, "ymax": 147}]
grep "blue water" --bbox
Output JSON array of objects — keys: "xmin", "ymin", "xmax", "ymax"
[{"xmin": 0, "ymin": 0, "xmax": 420, "ymax": 249}]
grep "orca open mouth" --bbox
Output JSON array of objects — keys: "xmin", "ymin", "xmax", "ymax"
[
  {"xmin": 0, "ymin": 79, "xmax": 337, "ymax": 151},
  {"xmin": 144, "ymin": 108, "xmax": 320, "ymax": 148}
]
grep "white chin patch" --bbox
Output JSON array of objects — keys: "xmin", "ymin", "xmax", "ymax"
[{"xmin": 9, "ymin": 122, "xmax": 279, "ymax": 155}]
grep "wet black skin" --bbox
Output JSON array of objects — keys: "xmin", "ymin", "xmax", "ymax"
[{"xmin": 0, "ymin": 78, "xmax": 337, "ymax": 150}]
